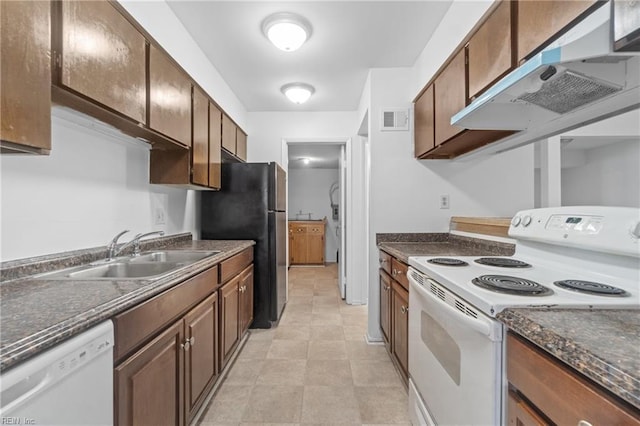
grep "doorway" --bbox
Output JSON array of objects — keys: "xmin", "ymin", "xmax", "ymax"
[{"xmin": 282, "ymin": 139, "xmax": 350, "ymax": 302}]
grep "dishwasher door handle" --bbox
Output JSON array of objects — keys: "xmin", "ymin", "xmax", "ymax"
[{"xmin": 0, "ymin": 369, "xmax": 51, "ymax": 413}]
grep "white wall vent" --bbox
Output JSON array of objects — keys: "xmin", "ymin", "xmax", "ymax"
[{"xmin": 380, "ymin": 108, "xmax": 409, "ymax": 131}]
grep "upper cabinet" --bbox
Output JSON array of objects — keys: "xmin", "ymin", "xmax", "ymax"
[
  {"xmin": 434, "ymin": 50, "xmax": 466, "ymax": 146},
  {"xmin": 414, "ymin": 84, "xmax": 435, "ymax": 157},
  {"xmin": 236, "ymin": 129, "xmax": 247, "ymax": 162},
  {"xmin": 60, "ymin": 0, "xmax": 146, "ymax": 123},
  {"xmin": 149, "ymin": 45, "xmax": 192, "ymax": 147},
  {"xmin": 467, "ymin": 0, "xmax": 514, "ymax": 100},
  {"xmin": 0, "ymin": 0, "xmax": 51, "ymax": 154},
  {"xmin": 221, "ymin": 114, "xmax": 247, "ymax": 162},
  {"xmin": 191, "ymin": 86, "xmax": 210, "ymax": 187},
  {"xmin": 517, "ymin": 0, "xmax": 598, "ymax": 63},
  {"xmin": 209, "ymin": 104, "xmax": 222, "ymax": 189}
]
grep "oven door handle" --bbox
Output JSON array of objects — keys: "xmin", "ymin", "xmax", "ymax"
[{"xmin": 410, "ymin": 274, "xmax": 500, "ymax": 341}]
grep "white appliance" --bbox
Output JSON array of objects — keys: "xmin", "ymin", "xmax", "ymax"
[
  {"xmin": 451, "ymin": 1, "xmax": 640, "ymax": 157},
  {"xmin": 0, "ymin": 321, "xmax": 114, "ymax": 425},
  {"xmin": 407, "ymin": 206, "xmax": 640, "ymax": 426}
]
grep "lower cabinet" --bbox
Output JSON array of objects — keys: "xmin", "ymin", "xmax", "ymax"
[
  {"xmin": 220, "ymin": 263, "xmax": 254, "ymax": 370},
  {"xmin": 379, "ymin": 249, "xmax": 409, "ymax": 385},
  {"xmin": 239, "ymin": 264, "xmax": 254, "ymax": 334},
  {"xmin": 289, "ymin": 220, "xmax": 326, "ymax": 265}
]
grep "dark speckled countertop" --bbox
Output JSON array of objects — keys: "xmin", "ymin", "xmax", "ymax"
[
  {"xmin": 377, "ymin": 233, "xmax": 514, "ymax": 263},
  {"xmin": 498, "ymin": 308, "xmax": 640, "ymax": 410},
  {"xmin": 0, "ymin": 237, "xmax": 254, "ymax": 372}
]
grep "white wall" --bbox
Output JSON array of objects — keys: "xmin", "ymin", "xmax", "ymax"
[
  {"xmin": 562, "ymin": 139, "xmax": 640, "ymax": 207},
  {"xmin": 0, "ymin": 110, "xmax": 198, "ymax": 261},
  {"xmin": 288, "ymin": 169, "xmax": 340, "ymax": 262}
]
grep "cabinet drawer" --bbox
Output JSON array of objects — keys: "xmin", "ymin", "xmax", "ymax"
[
  {"xmin": 379, "ymin": 250, "xmax": 392, "ymax": 275},
  {"xmin": 220, "ymin": 247, "xmax": 254, "ymax": 284},
  {"xmin": 391, "ymin": 258, "xmax": 409, "ymax": 290},
  {"xmin": 114, "ymin": 266, "xmax": 218, "ymax": 362},
  {"xmin": 308, "ymin": 226, "xmax": 324, "ymax": 234},
  {"xmin": 507, "ymin": 333, "xmax": 640, "ymax": 425}
]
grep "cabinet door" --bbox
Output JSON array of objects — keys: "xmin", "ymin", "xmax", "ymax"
[
  {"xmin": 289, "ymin": 225, "xmax": 308, "ymax": 265},
  {"xmin": 184, "ymin": 292, "xmax": 218, "ymax": 423},
  {"xmin": 220, "ymin": 276, "xmax": 240, "ymax": 369},
  {"xmin": 468, "ymin": 0, "xmax": 513, "ymax": 99},
  {"xmin": 414, "ymin": 84, "xmax": 435, "ymax": 157},
  {"xmin": 236, "ymin": 129, "xmax": 247, "ymax": 161},
  {"xmin": 115, "ymin": 320, "xmax": 184, "ymax": 426},
  {"xmin": 221, "ymin": 114, "xmax": 236, "ymax": 154},
  {"xmin": 307, "ymin": 225, "xmax": 325, "ymax": 264},
  {"xmin": 60, "ymin": 1, "xmax": 146, "ymax": 124},
  {"xmin": 517, "ymin": 1, "xmax": 597, "ymax": 62},
  {"xmin": 149, "ymin": 45, "xmax": 192, "ymax": 147},
  {"xmin": 239, "ymin": 264, "xmax": 254, "ymax": 334},
  {"xmin": 379, "ymin": 271, "xmax": 392, "ymax": 347},
  {"xmin": 192, "ymin": 86, "xmax": 209, "ymax": 187},
  {"xmin": 392, "ymin": 281, "xmax": 409, "ymax": 378},
  {"xmin": 434, "ymin": 49, "xmax": 466, "ymax": 145},
  {"xmin": 507, "ymin": 390, "xmax": 550, "ymax": 426},
  {"xmin": 0, "ymin": 0, "xmax": 51, "ymax": 153},
  {"xmin": 209, "ymin": 103, "xmax": 222, "ymax": 189}
]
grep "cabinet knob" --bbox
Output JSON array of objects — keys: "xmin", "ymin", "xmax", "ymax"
[
  {"xmin": 401, "ymin": 305, "xmax": 408, "ymax": 314},
  {"xmin": 379, "ymin": 258, "xmax": 387, "ymax": 265},
  {"xmin": 189, "ymin": 337, "xmax": 195, "ymax": 346},
  {"xmin": 578, "ymin": 421, "xmax": 593, "ymax": 426},
  {"xmin": 181, "ymin": 340, "xmax": 191, "ymax": 351}
]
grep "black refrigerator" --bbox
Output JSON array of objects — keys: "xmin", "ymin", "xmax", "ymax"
[{"xmin": 200, "ymin": 162, "xmax": 287, "ymax": 328}]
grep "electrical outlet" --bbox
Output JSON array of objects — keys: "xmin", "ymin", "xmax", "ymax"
[
  {"xmin": 154, "ymin": 207, "xmax": 166, "ymax": 225},
  {"xmin": 440, "ymin": 195, "xmax": 450, "ymax": 209}
]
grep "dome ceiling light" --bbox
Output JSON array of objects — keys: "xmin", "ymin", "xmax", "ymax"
[
  {"xmin": 281, "ymin": 83, "xmax": 315, "ymax": 104},
  {"xmin": 262, "ymin": 12, "xmax": 312, "ymax": 52}
]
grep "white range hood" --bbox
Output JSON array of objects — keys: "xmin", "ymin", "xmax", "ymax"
[{"xmin": 452, "ymin": 2, "xmax": 640, "ymax": 159}]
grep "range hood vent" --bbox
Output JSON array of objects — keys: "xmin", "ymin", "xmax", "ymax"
[{"xmin": 451, "ymin": 2, "xmax": 640, "ymax": 157}]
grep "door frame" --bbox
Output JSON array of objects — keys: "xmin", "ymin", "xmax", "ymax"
[{"xmin": 281, "ymin": 137, "xmax": 367, "ymax": 305}]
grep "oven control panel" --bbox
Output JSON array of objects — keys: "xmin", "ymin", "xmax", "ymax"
[{"xmin": 509, "ymin": 206, "xmax": 640, "ymax": 257}]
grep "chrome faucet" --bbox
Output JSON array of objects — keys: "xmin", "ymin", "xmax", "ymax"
[
  {"xmin": 107, "ymin": 230, "xmax": 165, "ymax": 259},
  {"xmin": 107, "ymin": 230, "xmax": 130, "ymax": 260}
]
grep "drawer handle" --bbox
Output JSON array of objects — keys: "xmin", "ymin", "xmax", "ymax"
[
  {"xmin": 578, "ymin": 421, "xmax": 593, "ymax": 426},
  {"xmin": 379, "ymin": 258, "xmax": 387, "ymax": 265},
  {"xmin": 181, "ymin": 340, "xmax": 191, "ymax": 351},
  {"xmin": 189, "ymin": 337, "xmax": 195, "ymax": 346},
  {"xmin": 401, "ymin": 305, "xmax": 408, "ymax": 314}
]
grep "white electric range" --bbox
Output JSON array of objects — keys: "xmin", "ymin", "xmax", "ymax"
[{"xmin": 406, "ymin": 206, "xmax": 640, "ymax": 426}]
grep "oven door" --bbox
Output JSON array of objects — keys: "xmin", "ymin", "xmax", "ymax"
[{"xmin": 408, "ymin": 267, "xmax": 503, "ymax": 426}]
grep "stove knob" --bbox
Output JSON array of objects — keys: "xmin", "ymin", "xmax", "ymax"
[
  {"xmin": 522, "ymin": 215, "xmax": 532, "ymax": 227},
  {"xmin": 511, "ymin": 216, "xmax": 521, "ymax": 227},
  {"xmin": 631, "ymin": 222, "xmax": 640, "ymax": 239}
]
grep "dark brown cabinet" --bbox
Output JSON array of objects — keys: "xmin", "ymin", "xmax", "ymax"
[
  {"xmin": 60, "ymin": 0, "xmax": 146, "ymax": 123},
  {"xmin": 236, "ymin": 128, "xmax": 248, "ymax": 161},
  {"xmin": 507, "ymin": 333, "xmax": 640, "ymax": 426},
  {"xmin": 392, "ymin": 280, "xmax": 409, "ymax": 378},
  {"xmin": 0, "ymin": 0, "xmax": 51, "ymax": 154},
  {"xmin": 220, "ymin": 275, "xmax": 240, "ymax": 369},
  {"xmin": 115, "ymin": 320, "xmax": 185, "ymax": 426},
  {"xmin": 434, "ymin": 49, "xmax": 467, "ymax": 146},
  {"xmin": 184, "ymin": 292, "xmax": 218, "ymax": 423},
  {"xmin": 467, "ymin": 0, "xmax": 514, "ymax": 100},
  {"xmin": 239, "ymin": 264, "xmax": 254, "ymax": 335},
  {"xmin": 209, "ymin": 103, "xmax": 222, "ymax": 189},
  {"xmin": 517, "ymin": 0, "xmax": 598, "ymax": 62},
  {"xmin": 379, "ymin": 249, "xmax": 409, "ymax": 385},
  {"xmin": 191, "ymin": 86, "xmax": 210, "ymax": 187},
  {"xmin": 414, "ymin": 84, "xmax": 435, "ymax": 157},
  {"xmin": 149, "ymin": 44, "xmax": 192, "ymax": 147},
  {"xmin": 221, "ymin": 114, "xmax": 236, "ymax": 154},
  {"xmin": 379, "ymin": 270, "xmax": 392, "ymax": 350}
]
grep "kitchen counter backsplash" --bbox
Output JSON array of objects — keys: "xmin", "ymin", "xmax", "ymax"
[
  {"xmin": 377, "ymin": 233, "xmax": 514, "ymax": 263},
  {"xmin": 0, "ymin": 233, "xmax": 192, "ymax": 282}
]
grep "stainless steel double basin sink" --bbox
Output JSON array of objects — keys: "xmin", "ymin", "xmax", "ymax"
[{"xmin": 36, "ymin": 250, "xmax": 220, "ymax": 280}]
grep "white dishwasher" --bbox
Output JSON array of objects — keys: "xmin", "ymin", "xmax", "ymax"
[{"xmin": 1, "ymin": 320, "xmax": 114, "ymax": 425}]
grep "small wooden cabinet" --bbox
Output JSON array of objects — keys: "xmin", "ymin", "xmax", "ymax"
[
  {"xmin": 149, "ymin": 44, "xmax": 192, "ymax": 147},
  {"xmin": 0, "ymin": 0, "xmax": 51, "ymax": 154},
  {"xmin": 59, "ymin": 0, "xmax": 146, "ymax": 124},
  {"xmin": 467, "ymin": 0, "xmax": 514, "ymax": 100},
  {"xmin": 239, "ymin": 264, "xmax": 254, "ymax": 335},
  {"xmin": 220, "ymin": 275, "xmax": 240, "ymax": 370},
  {"xmin": 507, "ymin": 333, "xmax": 640, "ymax": 426},
  {"xmin": 289, "ymin": 220, "xmax": 326, "ymax": 265},
  {"xmin": 379, "ymin": 249, "xmax": 409, "ymax": 385},
  {"xmin": 221, "ymin": 114, "xmax": 247, "ymax": 161},
  {"xmin": 414, "ymin": 84, "xmax": 435, "ymax": 158},
  {"xmin": 434, "ymin": 49, "xmax": 467, "ymax": 146},
  {"xmin": 517, "ymin": 0, "xmax": 598, "ymax": 63}
]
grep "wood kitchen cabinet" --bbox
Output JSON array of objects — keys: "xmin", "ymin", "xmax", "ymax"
[
  {"xmin": 414, "ymin": 84, "xmax": 435, "ymax": 158},
  {"xmin": 434, "ymin": 49, "xmax": 467, "ymax": 146},
  {"xmin": 379, "ymin": 249, "xmax": 409, "ymax": 385},
  {"xmin": 507, "ymin": 333, "xmax": 640, "ymax": 426},
  {"xmin": 289, "ymin": 220, "xmax": 326, "ymax": 265},
  {"xmin": 236, "ymin": 129, "xmax": 248, "ymax": 161},
  {"xmin": 467, "ymin": 0, "xmax": 514, "ymax": 100},
  {"xmin": 0, "ymin": 0, "xmax": 51, "ymax": 154},
  {"xmin": 517, "ymin": 0, "xmax": 599, "ymax": 63},
  {"xmin": 239, "ymin": 265, "xmax": 255, "ymax": 335},
  {"xmin": 149, "ymin": 86, "xmax": 222, "ymax": 190},
  {"xmin": 59, "ymin": 0, "xmax": 146, "ymax": 124},
  {"xmin": 149, "ymin": 44, "xmax": 192, "ymax": 147},
  {"xmin": 219, "ymin": 275, "xmax": 240, "ymax": 369},
  {"xmin": 222, "ymin": 114, "xmax": 236, "ymax": 154}
]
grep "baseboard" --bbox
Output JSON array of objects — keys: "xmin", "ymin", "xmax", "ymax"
[{"xmin": 365, "ymin": 332, "xmax": 384, "ymax": 345}]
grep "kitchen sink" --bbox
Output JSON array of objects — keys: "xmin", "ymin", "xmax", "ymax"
[
  {"xmin": 66, "ymin": 262, "xmax": 183, "ymax": 279},
  {"xmin": 129, "ymin": 250, "xmax": 220, "ymax": 264}
]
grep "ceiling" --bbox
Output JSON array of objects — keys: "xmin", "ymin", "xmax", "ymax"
[
  {"xmin": 167, "ymin": 1, "xmax": 452, "ymax": 112},
  {"xmin": 288, "ymin": 144, "xmax": 341, "ymax": 169}
]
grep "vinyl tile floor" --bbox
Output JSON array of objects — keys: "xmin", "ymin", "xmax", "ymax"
[{"xmin": 198, "ymin": 263, "xmax": 410, "ymax": 426}]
